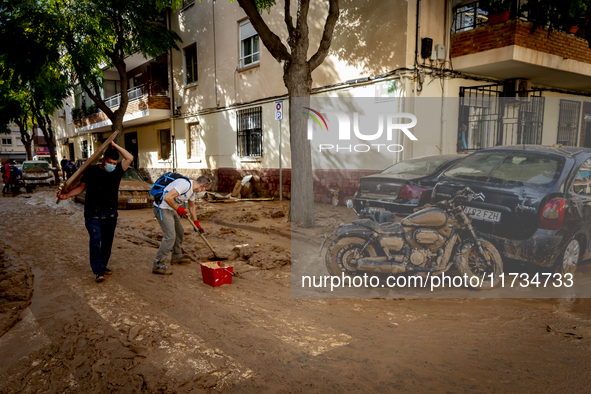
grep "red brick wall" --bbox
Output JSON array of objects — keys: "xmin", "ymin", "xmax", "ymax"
[{"xmin": 451, "ymin": 19, "xmax": 591, "ymax": 63}]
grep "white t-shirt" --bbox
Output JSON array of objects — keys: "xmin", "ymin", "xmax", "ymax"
[{"xmin": 154, "ymin": 178, "xmax": 195, "ymax": 210}]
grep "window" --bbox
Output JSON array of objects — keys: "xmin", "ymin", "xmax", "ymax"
[
  {"xmin": 66, "ymin": 104, "xmax": 72, "ymax": 124},
  {"xmin": 158, "ymin": 129, "xmax": 171, "ymax": 160},
  {"xmin": 184, "ymin": 44, "xmax": 198, "ymax": 85},
  {"xmin": 1, "ymin": 137, "xmax": 11, "ymax": 145},
  {"xmin": 237, "ymin": 106, "xmax": 262, "ymax": 157},
  {"xmin": 82, "ymin": 140, "xmax": 88, "ymax": 159},
  {"xmin": 188, "ymin": 123, "xmax": 204, "ymax": 161},
  {"xmin": 557, "ymin": 99, "xmax": 581, "ymax": 146},
  {"xmin": 239, "ymin": 20, "xmax": 260, "ymax": 68},
  {"xmin": 573, "ymin": 159, "xmax": 591, "ymax": 196},
  {"xmin": 15, "ymin": 137, "xmax": 23, "ymax": 146},
  {"xmin": 445, "ymin": 152, "xmax": 563, "ymax": 187},
  {"xmin": 458, "ymin": 84, "xmax": 545, "ymax": 151}
]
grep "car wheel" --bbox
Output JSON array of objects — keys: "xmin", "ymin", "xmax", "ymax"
[{"xmin": 554, "ymin": 237, "xmax": 581, "ymax": 275}]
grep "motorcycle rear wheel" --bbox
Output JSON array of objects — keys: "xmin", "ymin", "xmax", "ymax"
[
  {"xmin": 325, "ymin": 236, "xmax": 377, "ymax": 276},
  {"xmin": 456, "ymin": 240, "xmax": 503, "ymax": 289}
]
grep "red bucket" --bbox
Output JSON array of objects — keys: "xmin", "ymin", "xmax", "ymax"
[{"xmin": 200, "ymin": 262, "xmax": 233, "ymax": 287}]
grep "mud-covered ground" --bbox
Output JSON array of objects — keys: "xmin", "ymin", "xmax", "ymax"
[{"xmin": 1, "ymin": 189, "xmax": 591, "ymax": 393}]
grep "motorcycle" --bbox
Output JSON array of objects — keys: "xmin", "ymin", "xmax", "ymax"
[{"xmin": 320, "ymin": 187, "xmax": 504, "ymax": 289}]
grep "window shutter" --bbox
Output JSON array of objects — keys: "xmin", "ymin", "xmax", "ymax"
[
  {"xmin": 240, "ymin": 21, "xmax": 257, "ymax": 40},
  {"xmin": 157, "ymin": 130, "xmax": 162, "ymax": 160}
]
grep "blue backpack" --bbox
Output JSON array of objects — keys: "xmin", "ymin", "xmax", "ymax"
[{"xmin": 150, "ymin": 172, "xmax": 191, "ymax": 205}]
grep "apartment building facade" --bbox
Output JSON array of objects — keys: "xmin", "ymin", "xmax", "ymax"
[
  {"xmin": 0, "ymin": 124, "xmax": 27, "ymax": 163},
  {"xmin": 54, "ymin": 0, "xmax": 591, "ymax": 203}
]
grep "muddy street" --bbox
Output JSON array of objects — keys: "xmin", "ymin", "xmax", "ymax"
[{"xmin": 1, "ymin": 191, "xmax": 591, "ymax": 393}]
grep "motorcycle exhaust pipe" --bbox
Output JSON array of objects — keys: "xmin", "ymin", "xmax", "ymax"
[{"xmin": 356, "ymin": 258, "xmax": 407, "ymax": 274}]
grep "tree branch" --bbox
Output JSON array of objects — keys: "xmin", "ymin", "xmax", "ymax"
[
  {"xmin": 284, "ymin": 0, "xmax": 294, "ymax": 35},
  {"xmin": 237, "ymin": 0, "xmax": 291, "ymax": 62},
  {"xmin": 308, "ymin": 0, "xmax": 340, "ymax": 71}
]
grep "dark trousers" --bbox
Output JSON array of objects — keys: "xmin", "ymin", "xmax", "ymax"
[{"xmin": 84, "ymin": 210, "xmax": 118, "ymax": 275}]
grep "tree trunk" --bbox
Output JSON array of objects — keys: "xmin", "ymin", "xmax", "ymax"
[
  {"xmin": 285, "ymin": 62, "xmax": 315, "ymax": 228},
  {"xmin": 16, "ymin": 121, "xmax": 33, "ymax": 161},
  {"xmin": 36, "ymin": 115, "xmax": 60, "ymax": 184}
]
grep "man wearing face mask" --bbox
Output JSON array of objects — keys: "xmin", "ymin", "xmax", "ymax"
[{"xmin": 57, "ymin": 142, "xmax": 133, "ymax": 282}]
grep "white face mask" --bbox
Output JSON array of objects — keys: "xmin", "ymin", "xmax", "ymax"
[{"xmin": 104, "ymin": 163, "xmax": 116, "ymax": 173}]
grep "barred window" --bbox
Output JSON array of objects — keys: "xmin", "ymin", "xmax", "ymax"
[
  {"xmin": 557, "ymin": 100, "xmax": 581, "ymax": 147},
  {"xmin": 237, "ymin": 107, "xmax": 262, "ymax": 157}
]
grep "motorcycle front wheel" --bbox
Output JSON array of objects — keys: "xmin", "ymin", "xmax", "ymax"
[
  {"xmin": 325, "ymin": 236, "xmax": 377, "ymax": 276},
  {"xmin": 456, "ymin": 240, "xmax": 503, "ymax": 289}
]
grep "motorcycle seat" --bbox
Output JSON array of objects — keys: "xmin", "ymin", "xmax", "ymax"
[{"xmin": 353, "ymin": 219, "xmax": 404, "ymax": 234}]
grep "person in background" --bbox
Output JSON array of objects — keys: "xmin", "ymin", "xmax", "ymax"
[
  {"xmin": 57, "ymin": 142, "xmax": 133, "ymax": 283},
  {"xmin": 2, "ymin": 160, "xmax": 14, "ymax": 194},
  {"xmin": 60, "ymin": 157, "xmax": 68, "ymax": 181},
  {"xmin": 66, "ymin": 160, "xmax": 76, "ymax": 179}
]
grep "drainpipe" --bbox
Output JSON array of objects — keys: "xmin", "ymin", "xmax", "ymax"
[
  {"xmin": 167, "ymin": 7, "xmax": 177, "ymax": 170},
  {"xmin": 213, "ymin": 0, "xmax": 218, "ymax": 107},
  {"xmin": 440, "ymin": 0, "xmax": 450, "ymax": 154}
]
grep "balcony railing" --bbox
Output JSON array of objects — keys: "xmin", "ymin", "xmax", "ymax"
[
  {"xmin": 104, "ymin": 83, "xmax": 148, "ymax": 109},
  {"xmin": 453, "ymin": 0, "xmax": 588, "ymax": 36},
  {"xmin": 73, "ymin": 79, "xmax": 169, "ymax": 121}
]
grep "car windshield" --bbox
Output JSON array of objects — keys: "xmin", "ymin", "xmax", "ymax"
[
  {"xmin": 22, "ymin": 162, "xmax": 49, "ymax": 171},
  {"xmin": 445, "ymin": 152, "xmax": 563, "ymax": 186},
  {"xmin": 381, "ymin": 156, "xmax": 454, "ymax": 177},
  {"xmin": 122, "ymin": 168, "xmax": 143, "ymax": 181}
]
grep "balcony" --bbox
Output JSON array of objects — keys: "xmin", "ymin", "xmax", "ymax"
[
  {"xmin": 451, "ymin": 1, "xmax": 591, "ymax": 92},
  {"xmin": 74, "ymin": 82, "xmax": 170, "ymax": 134}
]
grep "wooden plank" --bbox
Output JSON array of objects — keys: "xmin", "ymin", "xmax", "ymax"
[{"xmin": 56, "ymin": 130, "xmax": 119, "ymax": 204}]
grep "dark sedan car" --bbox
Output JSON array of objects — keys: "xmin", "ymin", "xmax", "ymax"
[
  {"xmin": 353, "ymin": 154, "xmax": 464, "ymax": 216},
  {"xmin": 433, "ymin": 145, "xmax": 591, "ymax": 274}
]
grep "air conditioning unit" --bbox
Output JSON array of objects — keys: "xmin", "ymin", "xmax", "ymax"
[
  {"xmin": 516, "ymin": 79, "xmax": 532, "ymax": 100},
  {"xmin": 504, "ymin": 79, "xmax": 532, "ymax": 103},
  {"xmin": 57, "ymin": 109, "xmax": 66, "ymax": 118}
]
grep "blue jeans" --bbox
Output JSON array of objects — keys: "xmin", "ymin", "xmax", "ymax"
[{"xmin": 84, "ymin": 210, "xmax": 118, "ymax": 275}]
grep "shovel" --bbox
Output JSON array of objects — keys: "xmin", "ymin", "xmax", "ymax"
[
  {"xmin": 185, "ymin": 215, "xmax": 228, "ymax": 261},
  {"xmin": 185, "ymin": 217, "xmax": 240, "ymax": 277}
]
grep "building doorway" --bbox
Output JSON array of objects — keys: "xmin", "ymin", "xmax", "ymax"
[
  {"xmin": 124, "ymin": 132, "xmax": 139, "ymax": 169},
  {"xmin": 68, "ymin": 143, "xmax": 75, "ymax": 160}
]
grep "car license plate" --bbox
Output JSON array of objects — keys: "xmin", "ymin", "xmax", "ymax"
[
  {"xmin": 368, "ymin": 206, "xmax": 385, "ymax": 213},
  {"xmin": 464, "ymin": 207, "xmax": 501, "ymax": 222},
  {"xmin": 128, "ymin": 198, "xmax": 147, "ymax": 204}
]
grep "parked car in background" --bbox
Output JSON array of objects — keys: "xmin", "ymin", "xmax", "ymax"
[
  {"xmin": 433, "ymin": 145, "xmax": 591, "ymax": 274},
  {"xmin": 75, "ymin": 158, "xmax": 88, "ymax": 169},
  {"xmin": 353, "ymin": 154, "xmax": 465, "ymax": 216},
  {"xmin": 21, "ymin": 160, "xmax": 55, "ymax": 186},
  {"xmin": 75, "ymin": 167, "xmax": 153, "ymax": 209}
]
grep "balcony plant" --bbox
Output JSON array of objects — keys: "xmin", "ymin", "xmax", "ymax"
[
  {"xmin": 481, "ymin": 0, "xmax": 513, "ymax": 24},
  {"xmin": 72, "ymin": 107, "xmax": 81, "ymax": 120},
  {"xmin": 86, "ymin": 104, "xmax": 98, "ymax": 115},
  {"xmin": 566, "ymin": 0, "xmax": 590, "ymax": 33},
  {"xmin": 525, "ymin": 0, "xmax": 590, "ymax": 35}
]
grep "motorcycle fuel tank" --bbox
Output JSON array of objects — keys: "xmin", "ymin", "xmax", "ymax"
[{"xmin": 401, "ymin": 207, "xmax": 448, "ymax": 228}]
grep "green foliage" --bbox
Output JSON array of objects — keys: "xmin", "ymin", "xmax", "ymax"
[
  {"xmin": 0, "ymin": 0, "xmax": 71, "ymax": 131},
  {"xmin": 524, "ymin": 0, "xmax": 591, "ymax": 32},
  {"xmin": 480, "ymin": 0, "xmax": 512, "ymax": 15},
  {"xmin": 56, "ymin": 0, "xmax": 183, "ymax": 103},
  {"xmin": 225, "ymin": 0, "xmax": 276, "ymax": 14}
]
